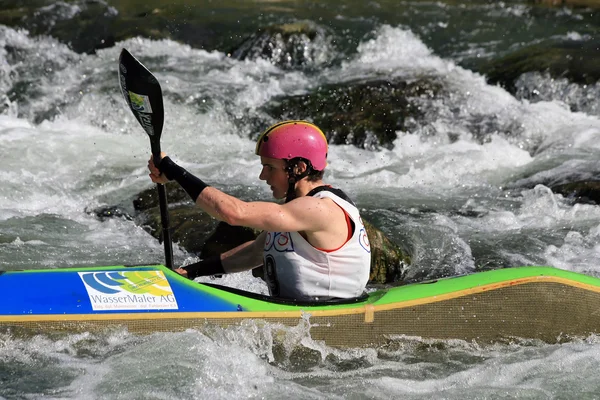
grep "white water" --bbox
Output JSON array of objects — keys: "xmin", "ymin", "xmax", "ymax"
[
  {"xmin": 1, "ymin": 21, "xmax": 600, "ymax": 399},
  {"xmin": 4, "ymin": 328, "xmax": 600, "ymax": 399}
]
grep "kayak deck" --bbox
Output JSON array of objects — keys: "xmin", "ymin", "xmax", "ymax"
[{"xmin": 1, "ymin": 265, "xmax": 599, "ymax": 347}]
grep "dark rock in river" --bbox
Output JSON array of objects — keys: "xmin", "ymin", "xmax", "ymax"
[
  {"xmin": 140, "ymin": 204, "xmax": 219, "ymax": 252},
  {"xmin": 133, "ymin": 184, "xmax": 217, "ymax": 251},
  {"xmin": 133, "ymin": 183, "xmax": 190, "ymax": 211},
  {"xmin": 482, "ymin": 39, "xmax": 600, "ymax": 94},
  {"xmin": 531, "ymin": 0, "xmax": 600, "ymax": 7},
  {"xmin": 505, "ymin": 162, "xmax": 600, "ymax": 206},
  {"xmin": 91, "ymin": 206, "xmax": 133, "ymax": 222},
  {"xmin": 262, "ymin": 78, "xmax": 443, "ymax": 149},
  {"xmin": 199, "ymin": 223, "xmax": 261, "ymax": 259},
  {"xmin": 363, "ymin": 220, "xmax": 410, "ymax": 284},
  {"xmin": 19, "ymin": 1, "xmax": 119, "ymax": 54},
  {"xmin": 0, "ymin": 2, "xmax": 220, "ymax": 54},
  {"xmin": 230, "ymin": 21, "xmax": 333, "ymax": 69},
  {"xmin": 550, "ymin": 181, "xmax": 600, "ymax": 205},
  {"xmin": 133, "ymin": 184, "xmax": 410, "ymax": 284}
]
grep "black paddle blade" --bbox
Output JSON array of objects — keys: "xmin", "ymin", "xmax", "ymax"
[
  {"xmin": 118, "ymin": 49, "xmax": 164, "ymax": 151},
  {"xmin": 117, "ymin": 48, "xmax": 174, "ymax": 270}
]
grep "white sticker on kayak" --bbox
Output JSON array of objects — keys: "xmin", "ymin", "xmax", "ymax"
[
  {"xmin": 79, "ymin": 270, "xmax": 178, "ymax": 311},
  {"xmin": 128, "ymin": 91, "xmax": 153, "ymax": 113}
]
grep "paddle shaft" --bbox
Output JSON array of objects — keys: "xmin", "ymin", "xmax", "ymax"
[{"xmin": 152, "ymin": 144, "xmax": 174, "ymax": 270}]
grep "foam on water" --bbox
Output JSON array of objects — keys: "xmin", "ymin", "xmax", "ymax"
[
  {"xmin": 0, "ymin": 115, "xmax": 145, "ymax": 218},
  {"xmin": 544, "ymin": 223, "xmax": 600, "ymax": 275},
  {"xmin": 515, "ymin": 72, "xmax": 600, "ymax": 117},
  {"xmin": 336, "ymin": 25, "xmax": 600, "ymax": 153},
  {"xmin": 328, "ymin": 134, "xmax": 532, "ymax": 196},
  {"xmin": 0, "ymin": 111, "xmax": 189, "ymax": 268},
  {"xmin": 340, "ymin": 25, "xmax": 452, "ymax": 78},
  {"xmin": 3, "ymin": 24, "xmax": 596, "ymax": 203},
  {"xmin": 360, "ymin": 336, "xmax": 600, "ymax": 399},
  {"xmin": 4, "ymin": 327, "xmax": 600, "ymax": 399},
  {"xmin": 456, "ymin": 185, "xmax": 600, "ymax": 235}
]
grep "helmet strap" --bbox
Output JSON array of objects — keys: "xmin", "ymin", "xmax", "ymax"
[
  {"xmin": 285, "ymin": 179, "xmax": 297, "ymax": 203},
  {"xmin": 284, "ymin": 159, "xmax": 311, "ymax": 203}
]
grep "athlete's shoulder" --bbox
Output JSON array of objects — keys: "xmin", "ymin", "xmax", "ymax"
[
  {"xmin": 307, "ymin": 185, "xmax": 356, "ymax": 206},
  {"xmin": 284, "ymin": 192, "xmax": 337, "ymax": 213}
]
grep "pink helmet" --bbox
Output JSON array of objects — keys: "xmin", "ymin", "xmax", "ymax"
[{"xmin": 255, "ymin": 120, "xmax": 328, "ymax": 171}]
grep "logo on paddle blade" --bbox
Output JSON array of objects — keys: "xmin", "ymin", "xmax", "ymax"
[
  {"xmin": 79, "ymin": 270, "xmax": 178, "ymax": 311},
  {"xmin": 128, "ymin": 91, "xmax": 153, "ymax": 113}
]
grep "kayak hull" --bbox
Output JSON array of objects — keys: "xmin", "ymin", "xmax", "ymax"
[{"xmin": 2, "ymin": 265, "xmax": 600, "ymax": 347}]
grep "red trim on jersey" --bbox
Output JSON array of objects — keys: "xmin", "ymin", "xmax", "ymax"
[{"xmin": 315, "ymin": 206, "xmax": 354, "ymax": 253}]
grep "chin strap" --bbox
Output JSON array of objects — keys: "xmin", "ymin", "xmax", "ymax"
[
  {"xmin": 285, "ymin": 180, "xmax": 297, "ymax": 203},
  {"xmin": 284, "ymin": 160, "xmax": 311, "ymax": 203}
]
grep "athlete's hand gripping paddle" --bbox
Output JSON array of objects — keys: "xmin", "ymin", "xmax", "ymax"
[{"xmin": 118, "ymin": 48, "xmax": 174, "ymax": 270}]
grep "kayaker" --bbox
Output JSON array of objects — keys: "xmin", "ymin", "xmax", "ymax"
[{"xmin": 147, "ymin": 120, "xmax": 371, "ymax": 301}]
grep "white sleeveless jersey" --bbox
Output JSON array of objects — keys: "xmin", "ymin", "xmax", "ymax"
[{"xmin": 262, "ymin": 189, "xmax": 371, "ymax": 300}]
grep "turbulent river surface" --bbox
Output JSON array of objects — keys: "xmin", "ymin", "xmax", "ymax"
[{"xmin": 1, "ymin": 1, "xmax": 600, "ymax": 398}]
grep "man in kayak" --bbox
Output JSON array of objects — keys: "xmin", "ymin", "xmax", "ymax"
[{"xmin": 148, "ymin": 120, "xmax": 371, "ymax": 300}]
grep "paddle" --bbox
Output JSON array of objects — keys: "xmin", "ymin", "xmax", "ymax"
[{"xmin": 118, "ymin": 48, "xmax": 174, "ymax": 270}]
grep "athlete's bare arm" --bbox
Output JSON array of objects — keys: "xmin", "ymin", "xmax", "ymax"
[{"xmin": 148, "ymin": 155, "xmax": 348, "ymax": 249}]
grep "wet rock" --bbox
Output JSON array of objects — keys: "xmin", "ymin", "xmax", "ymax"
[
  {"xmin": 365, "ymin": 220, "xmax": 410, "ymax": 284},
  {"xmin": 111, "ymin": 11, "xmax": 218, "ymax": 53},
  {"xmin": 262, "ymin": 78, "xmax": 442, "ymax": 149},
  {"xmin": 230, "ymin": 21, "xmax": 333, "ymax": 69},
  {"xmin": 482, "ymin": 39, "xmax": 600, "ymax": 94},
  {"xmin": 199, "ymin": 223, "xmax": 261, "ymax": 259},
  {"xmin": 505, "ymin": 162, "xmax": 600, "ymax": 193},
  {"xmin": 133, "ymin": 183, "xmax": 191, "ymax": 211},
  {"xmin": 0, "ymin": 2, "xmax": 218, "ymax": 54},
  {"xmin": 288, "ymin": 346, "xmax": 323, "ymax": 371},
  {"xmin": 20, "ymin": 1, "xmax": 119, "ymax": 54},
  {"xmin": 324, "ymin": 353, "xmax": 372, "ymax": 372},
  {"xmin": 138, "ymin": 204, "xmax": 218, "ymax": 251},
  {"xmin": 134, "ymin": 184, "xmax": 259, "ymax": 253},
  {"xmin": 90, "ymin": 206, "xmax": 133, "ymax": 222},
  {"xmin": 551, "ymin": 180, "xmax": 600, "ymax": 205},
  {"xmin": 531, "ymin": 0, "xmax": 600, "ymax": 7}
]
